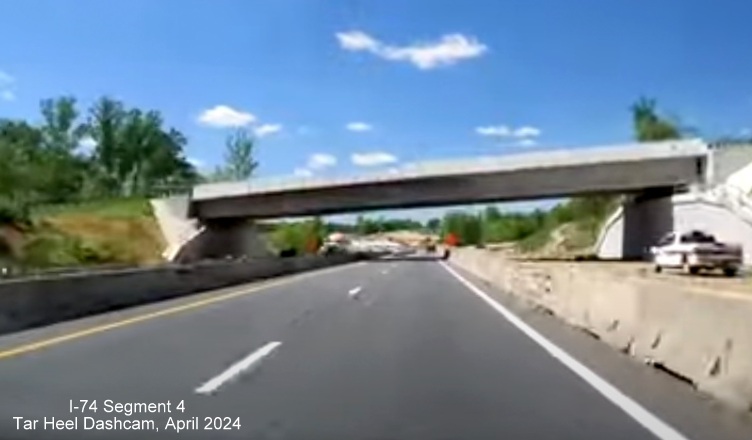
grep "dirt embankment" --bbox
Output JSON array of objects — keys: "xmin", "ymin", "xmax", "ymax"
[
  {"xmin": 485, "ymin": 243, "xmax": 750, "ymax": 295},
  {"xmin": 1, "ymin": 199, "xmax": 165, "ymax": 272}
]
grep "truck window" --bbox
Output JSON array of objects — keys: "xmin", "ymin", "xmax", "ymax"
[
  {"xmin": 657, "ymin": 233, "xmax": 675, "ymax": 246},
  {"xmin": 680, "ymin": 231, "xmax": 715, "ymax": 243}
]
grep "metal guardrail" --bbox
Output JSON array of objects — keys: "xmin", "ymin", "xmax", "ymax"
[
  {"xmin": 0, "ymin": 251, "xmax": 370, "ymax": 283},
  {"xmin": 0, "ymin": 260, "xmax": 219, "ymax": 283},
  {"xmin": 0, "ymin": 262, "xmax": 143, "ymax": 282}
]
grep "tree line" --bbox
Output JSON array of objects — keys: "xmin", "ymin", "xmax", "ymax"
[
  {"xmin": 271, "ymin": 98, "xmax": 697, "ymax": 254},
  {"xmin": 268, "ymin": 215, "xmax": 434, "ymax": 254},
  {"xmin": 437, "ymin": 98, "xmax": 688, "ymax": 250},
  {"xmin": 1, "ymin": 95, "xmax": 724, "ymax": 259},
  {"xmin": 0, "ymin": 95, "xmax": 258, "ymax": 225}
]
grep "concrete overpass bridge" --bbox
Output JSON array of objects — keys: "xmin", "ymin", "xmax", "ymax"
[
  {"xmin": 189, "ymin": 140, "xmax": 708, "ymax": 220},
  {"xmin": 170, "ymin": 140, "xmax": 719, "ymax": 261}
]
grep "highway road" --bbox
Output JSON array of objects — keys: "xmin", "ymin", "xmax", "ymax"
[{"xmin": 0, "ymin": 259, "xmax": 750, "ymax": 439}]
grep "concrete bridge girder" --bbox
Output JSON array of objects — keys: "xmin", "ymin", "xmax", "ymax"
[{"xmin": 189, "ymin": 141, "xmax": 708, "ymax": 221}]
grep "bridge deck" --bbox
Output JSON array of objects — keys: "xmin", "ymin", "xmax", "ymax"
[{"xmin": 190, "ymin": 140, "xmax": 709, "ymax": 219}]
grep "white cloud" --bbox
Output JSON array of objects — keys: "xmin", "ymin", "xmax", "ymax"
[
  {"xmin": 380, "ymin": 34, "xmax": 488, "ymax": 70},
  {"xmin": 0, "ymin": 70, "xmax": 15, "ymax": 102},
  {"xmin": 513, "ymin": 126, "xmax": 541, "ymax": 138},
  {"xmin": 79, "ymin": 137, "xmax": 97, "ymax": 148},
  {"xmin": 197, "ymin": 105, "xmax": 256, "ymax": 128},
  {"xmin": 187, "ymin": 157, "xmax": 205, "ymax": 168},
  {"xmin": 76, "ymin": 137, "xmax": 97, "ymax": 154},
  {"xmin": 308, "ymin": 153, "xmax": 337, "ymax": 169},
  {"xmin": 346, "ymin": 122, "xmax": 373, "ymax": 132},
  {"xmin": 518, "ymin": 139, "xmax": 537, "ymax": 147},
  {"xmin": 476, "ymin": 124, "xmax": 542, "ymax": 139},
  {"xmin": 476, "ymin": 125, "xmax": 512, "ymax": 137},
  {"xmin": 336, "ymin": 31, "xmax": 380, "ymax": 52},
  {"xmin": 351, "ymin": 151, "xmax": 398, "ymax": 167},
  {"xmin": 294, "ymin": 167, "xmax": 313, "ymax": 177},
  {"xmin": 254, "ymin": 123, "xmax": 282, "ymax": 137},
  {"xmin": 336, "ymin": 30, "xmax": 487, "ymax": 70}
]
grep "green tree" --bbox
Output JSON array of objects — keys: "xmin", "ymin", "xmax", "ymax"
[
  {"xmin": 0, "ymin": 120, "xmax": 45, "ymax": 205},
  {"xmin": 486, "ymin": 206, "xmax": 502, "ymax": 220},
  {"xmin": 270, "ymin": 217, "xmax": 326, "ymax": 254},
  {"xmin": 37, "ymin": 97, "xmax": 91, "ymax": 202},
  {"xmin": 82, "ymin": 97, "xmax": 199, "ymax": 197},
  {"xmin": 40, "ymin": 96, "xmax": 85, "ymax": 153},
  {"xmin": 211, "ymin": 129, "xmax": 258, "ymax": 181},
  {"xmin": 426, "ymin": 217, "xmax": 441, "ymax": 232},
  {"xmin": 355, "ymin": 215, "xmax": 366, "ymax": 235},
  {"xmin": 442, "ymin": 211, "xmax": 483, "ymax": 246},
  {"xmin": 83, "ymin": 96, "xmax": 126, "ymax": 196},
  {"xmin": 355, "ymin": 215, "xmax": 382, "ymax": 235},
  {"xmin": 630, "ymin": 97, "xmax": 683, "ymax": 142},
  {"xmin": 305, "ymin": 217, "xmax": 325, "ymax": 252},
  {"xmin": 463, "ymin": 213, "xmax": 483, "ymax": 245}
]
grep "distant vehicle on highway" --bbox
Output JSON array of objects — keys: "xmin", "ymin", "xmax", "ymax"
[
  {"xmin": 650, "ymin": 230, "xmax": 742, "ymax": 277},
  {"xmin": 318, "ymin": 242, "xmax": 346, "ymax": 256}
]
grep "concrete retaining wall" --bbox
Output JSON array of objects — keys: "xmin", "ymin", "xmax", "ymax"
[
  {"xmin": 450, "ymin": 248, "xmax": 752, "ymax": 411},
  {"xmin": 150, "ymin": 196, "xmax": 202, "ymax": 260},
  {"xmin": 597, "ymin": 190, "xmax": 752, "ymax": 264},
  {"xmin": 711, "ymin": 144, "xmax": 752, "ymax": 185},
  {"xmin": 0, "ymin": 254, "xmax": 358, "ymax": 336}
]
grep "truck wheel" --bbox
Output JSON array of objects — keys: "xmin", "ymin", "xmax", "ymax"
[
  {"xmin": 681, "ymin": 254, "xmax": 695, "ymax": 275},
  {"xmin": 653, "ymin": 265, "xmax": 662, "ymax": 273},
  {"xmin": 723, "ymin": 267, "xmax": 738, "ymax": 277},
  {"xmin": 688, "ymin": 266, "xmax": 700, "ymax": 275}
]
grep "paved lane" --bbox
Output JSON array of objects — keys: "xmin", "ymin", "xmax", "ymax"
[
  {"xmin": 220, "ymin": 260, "xmax": 657, "ymax": 439},
  {"xmin": 0, "ymin": 260, "xmax": 748, "ymax": 439}
]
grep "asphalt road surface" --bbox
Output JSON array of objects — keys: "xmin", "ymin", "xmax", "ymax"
[{"xmin": 0, "ymin": 259, "xmax": 750, "ymax": 439}]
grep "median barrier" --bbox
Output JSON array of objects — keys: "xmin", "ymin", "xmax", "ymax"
[
  {"xmin": 0, "ymin": 254, "xmax": 359, "ymax": 337},
  {"xmin": 449, "ymin": 248, "xmax": 752, "ymax": 412}
]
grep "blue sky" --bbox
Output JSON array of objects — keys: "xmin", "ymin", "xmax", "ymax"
[{"xmin": 1, "ymin": 0, "xmax": 752, "ymax": 220}]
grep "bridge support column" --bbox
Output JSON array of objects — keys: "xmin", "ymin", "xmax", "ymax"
[
  {"xmin": 174, "ymin": 219, "xmax": 274, "ymax": 262},
  {"xmin": 619, "ymin": 188, "xmax": 675, "ymax": 260}
]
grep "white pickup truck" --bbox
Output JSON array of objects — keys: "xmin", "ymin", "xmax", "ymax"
[{"xmin": 650, "ymin": 230, "xmax": 743, "ymax": 277}]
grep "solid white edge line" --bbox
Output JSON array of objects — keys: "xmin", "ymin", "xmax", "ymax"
[
  {"xmin": 195, "ymin": 341, "xmax": 282, "ymax": 395},
  {"xmin": 439, "ymin": 261, "xmax": 691, "ymax": 440}
]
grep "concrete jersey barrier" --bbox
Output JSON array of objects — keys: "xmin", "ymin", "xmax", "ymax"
[
  {"xmin": 0, "ymin": 254, "xmax": 359, "ymax": 337},
  {"xmin": 449, "ymin": 248, "xmax": 752, "ymax": 412}
]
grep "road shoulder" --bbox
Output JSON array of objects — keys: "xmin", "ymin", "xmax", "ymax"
[{"xmin": 444, "ymin": 261, "xmax": 752, "ymax": 440}]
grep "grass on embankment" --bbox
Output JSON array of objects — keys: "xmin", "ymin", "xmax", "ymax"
[
  {"xmin": 516, "ymin": 217, "xmax": 605, "ymax": 256},
  {"xmin": 513, "ymin": 197, "xmax": 618, "ymax": 258},
  {"xmin": 0, "ymin": 198, "xmax": 165, "ymax": 271}
]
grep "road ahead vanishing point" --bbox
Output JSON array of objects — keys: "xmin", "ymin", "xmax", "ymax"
[{"xmin": 0, "ymin": 259, "xmax": 749, "ymax": 440}]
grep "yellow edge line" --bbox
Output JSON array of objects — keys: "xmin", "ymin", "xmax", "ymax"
[{"xmin": 0, "ymin": 262, "xmax": 365, "ymax": 361}]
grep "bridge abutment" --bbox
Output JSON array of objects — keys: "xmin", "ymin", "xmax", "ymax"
[
  {"xmin": 619, "ymin": 189, "xmax": 675, "ymax": 260},
  {"xmin": 173, "ymin": 219, "xmax": 274, "ymax": 262}
]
